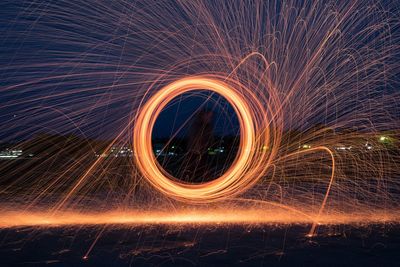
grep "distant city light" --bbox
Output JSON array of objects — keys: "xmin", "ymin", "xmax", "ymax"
[
  {"xmin": 95, "ymin": 146, "xmax": 133, "ymax": 158},
  {"xmin": 379, "ymin": 136, "xmax": 388, "ymax": 142},
  {"xmin": 0, "ymin": 149, "xmax": 23, "ymax": 159},
  {"xmin": 365, "ymin": 143, "xmax": 373, "ymax": 150},
  {"xmin": 335, "ymin": 145, "xmax": 352, "ymax": 151}
]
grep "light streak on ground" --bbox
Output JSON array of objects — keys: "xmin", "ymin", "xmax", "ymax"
[{"xmin": 1, "ymin": 209, "xmax": 399, "ymax": 228}]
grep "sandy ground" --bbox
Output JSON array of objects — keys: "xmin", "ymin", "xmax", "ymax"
[{"xmin": 0, "ymin": 224, "xmax": 399, "ymax": 266}]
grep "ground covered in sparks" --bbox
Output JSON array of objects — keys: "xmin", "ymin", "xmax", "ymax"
[{"xmin": 0, "ymin": 224, "xmax": 400, "ymax": 266}]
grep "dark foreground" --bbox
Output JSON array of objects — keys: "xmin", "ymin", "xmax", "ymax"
[{"xmin": 0, "ymin": 224, "xmax": 399, "ymax": 267}]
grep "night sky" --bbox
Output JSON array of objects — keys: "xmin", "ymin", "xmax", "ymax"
[
  {"xmin": 0, "ymin": 2, "xmax": 245, "ymax": 142},
  {"xmin": 0, "ymin": 1, "xmax": 399, "ymax": 142}
]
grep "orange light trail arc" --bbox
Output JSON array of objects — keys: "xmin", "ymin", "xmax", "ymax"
[{"xmin": 133, "ymin": 76, "xmax": 273, "ymax": 203}]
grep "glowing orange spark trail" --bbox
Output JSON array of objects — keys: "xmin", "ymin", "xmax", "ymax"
[
  {"xmin": 0, "ymin": 0, "xmax": 399, "ymax": 240},
  {"xmin": 133, "ymin": 76, "xmax": 274, "ymax": 203},
  {"xmin": 1, "ymin": 209, "xmax": 399, "ymax": 228}
]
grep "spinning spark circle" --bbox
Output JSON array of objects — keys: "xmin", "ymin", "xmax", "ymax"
[{"xmin": 133, "ymin": 76, "xmax": 273, "ymax": 203}]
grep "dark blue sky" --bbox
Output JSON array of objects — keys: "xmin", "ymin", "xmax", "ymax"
[
  {"xmin": 152, "ymin": 91, "xmax": 239, "ymax": 139},
  {"xmin": 1, "ymin": 1, "xmax": 399, "ymax": 142}
]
